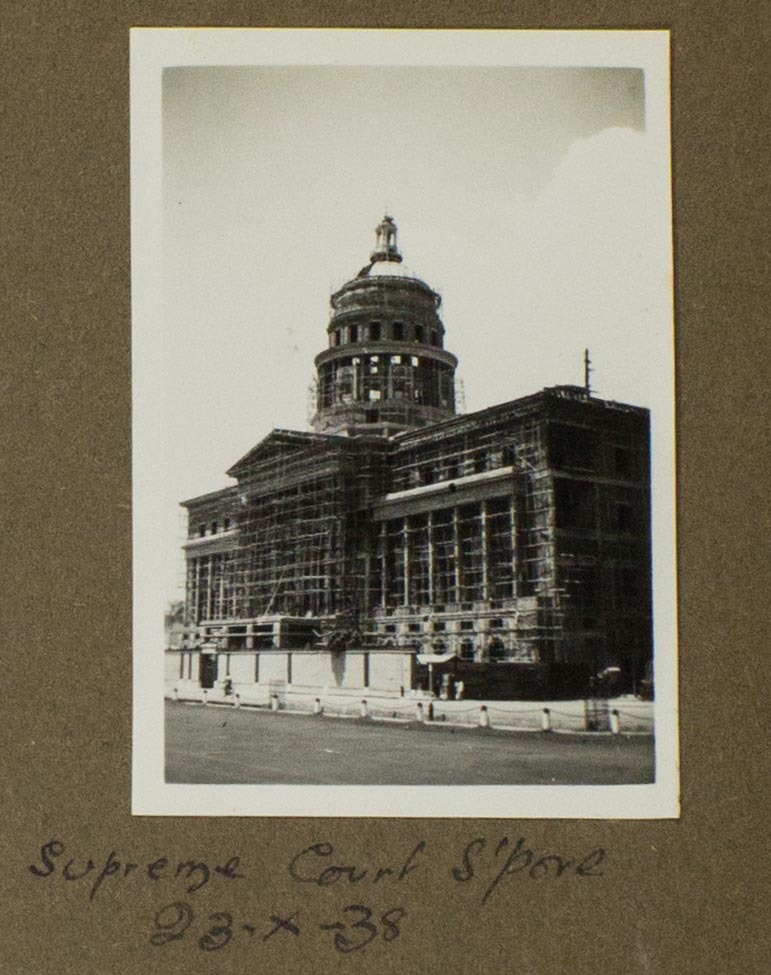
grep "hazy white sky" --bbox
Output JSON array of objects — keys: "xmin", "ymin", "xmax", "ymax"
[{"xmin": 159, "ymin": 64, "xmax": 670, "ymax": 599}]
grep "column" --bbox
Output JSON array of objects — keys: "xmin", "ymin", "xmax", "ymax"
[
  {"xmin": 362, "ymin": 551, "xmax": 372, "ymax": 615},
  {"xmin": 510, "ymin": 493, "xmax": 518, "ymax": 599},
  {"xmin": 452, "ymin": 507, "xmax": 461, "ymax": 603},
  {"xmin": 193, "ymin": 557, "xmax": 201, "ymax": 624},
  {"xmin": 403, "ymin": 517, "xmax": 410, "ymax": 607},
  {"xmin": 380, "ymin": 522, "xmax": 388, "ymax": 610},
  {"xmin": 481, "ymin": 499, "xmax": 489, "ymax": 602},
  {"xmin": 427, "ymin": 510, "xmax": 435, "ymax": 605}
]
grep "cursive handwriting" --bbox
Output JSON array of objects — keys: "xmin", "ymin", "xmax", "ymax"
[
  {"xmin": 28, "ymin": 839, "xmax": 245, "ymax": 900},
  {"xmin": 288, "ymin": 841, "xmax": 426, "ymax": 887},
  {"xmin": 451, "ymin": 836, "xmax": 605, "ymax": 904},
  {"xmin": 147, "ymin": 900, "xmax": 407, "ymax": 955},
  {"xmin": 27, "ymin": 832, "xmax": 607, "ymax": 954}
]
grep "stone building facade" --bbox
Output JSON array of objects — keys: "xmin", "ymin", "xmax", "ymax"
[{"xmin": 168, "ymin": 218, "xmax": 652, "ymax": 700}]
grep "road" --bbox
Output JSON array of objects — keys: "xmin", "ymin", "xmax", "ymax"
[{"xmin": 165, "ymin": 701, "xmax": 654, "ymax": 785}]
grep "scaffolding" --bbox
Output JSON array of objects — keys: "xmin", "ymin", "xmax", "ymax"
[
  {"xmin": 179, "ymin": 388, "xmax": 652, "ymax": 683},
  {"xmin": 173, "ymin": 210, "xmax": 652, "ymax": 695}
]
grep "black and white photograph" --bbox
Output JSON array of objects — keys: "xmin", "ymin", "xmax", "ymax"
[{"xmin": 131, "ymin": 29, "xmax": 677, "ymax": 817}]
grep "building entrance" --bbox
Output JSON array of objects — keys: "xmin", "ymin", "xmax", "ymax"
[{"xmin": 199, "ymin": 654, "xmax": 217, "ymax": 689}]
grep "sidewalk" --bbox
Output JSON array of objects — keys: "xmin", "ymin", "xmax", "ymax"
[{"xmin": 167, "ymin": 685, "xmax": 654, "ymax": 734}]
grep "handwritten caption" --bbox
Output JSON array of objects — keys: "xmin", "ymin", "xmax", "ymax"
[
  {"xmin": 147, "ymin": 900, "xmax": 407, "ymax": 954},
  {"xmin": 28, "ymin": 836, "xmax": 605, "ymax": 955}
]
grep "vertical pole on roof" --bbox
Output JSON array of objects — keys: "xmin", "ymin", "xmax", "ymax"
[{"xmin": 584, "ymin": 348, "xmax": 592, "ymax": 394}]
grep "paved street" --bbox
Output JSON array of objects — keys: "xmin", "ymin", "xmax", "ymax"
[{"xmin": 165, "ymin": 701, "xmax": 654, "ymax": 785}]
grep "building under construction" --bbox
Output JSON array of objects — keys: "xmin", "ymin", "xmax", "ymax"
[{"xmin": 169, "ymin": 217, "xmax": 652, "ymax": 700}]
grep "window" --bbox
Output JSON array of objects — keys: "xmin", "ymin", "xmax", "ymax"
[
  {"xmin": 349, "ymin": 325, "xmax": 358, "ymax": 343},
  {"xmin": 614, "ymin": 447, "xmax": 634, "ymax": 477},
  {"xmin": 370, "ymin": 322, "xmax": 381, "ymax": 341},
  {"xmin": 618, "ymin": 567, "xmax": 641, "ymax": 604},
  {"xmin": 555, "ymin": 480, "xmax": 596, "ymax": 531},
  {"xmin": 392, "ymin": 321, "xmax": 404, "ymax": 340},
  {"xmin": 415, "ymin": 326, "xmax": 425, "ymax": 343},
  {"xmin": 440, "ymin": 373, "xmax": 453, "ymax": 407},
  {"xmin": 223, "ymin": 517, "xmax": 230, "ymax": 530},
  {"xmin": 615, "ymin": 503, "xmax": 634, "ymax": 533},
  {"xmin": 210, "ymin": 521, "xmax": 218, "ymax": 534},
  {"xmin": 488, "ymin": 638, "xmax": 506, "ymax": 661},
  {"xmin": 430, "ymin": 330, "xmax": 439, "ymax": 345},
  {"xmin": 549, "ymin": 424, "xmax": 594, "ymax": 471},
  {"xmin": 198, "ymin": 524, "xmax": 206, "ymax": 537},
  {"xmin": 335, "ymin": 364, "xmax": 354, "ymax": 404}
]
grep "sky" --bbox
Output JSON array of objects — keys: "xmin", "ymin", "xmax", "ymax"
[{"xmin": 159, "ymin": 64, "xmax": 671, "ymax": 601}]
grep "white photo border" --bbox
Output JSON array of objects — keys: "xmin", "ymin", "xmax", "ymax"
[{"xmin": 131, "ymin": 28, "xmax": 678, "ymax": 818}]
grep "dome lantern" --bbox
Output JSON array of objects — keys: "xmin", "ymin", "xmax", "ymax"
[{"xmin": 370, "ymin": 215, "xmax": 402, "ymax": 264}]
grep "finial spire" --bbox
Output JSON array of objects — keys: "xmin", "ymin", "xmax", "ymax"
[{"xmin": 371, "ymin": 214, "xmax": 402, "ymax": 264}]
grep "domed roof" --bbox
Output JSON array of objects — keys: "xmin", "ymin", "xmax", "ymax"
[
  {"xmin": 366, "ymin": 259, "xmax": 424, "ymax": 280},
  {"xmin": 340, "ymin": 216, "xmax": 435, "ymax": 291}
]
